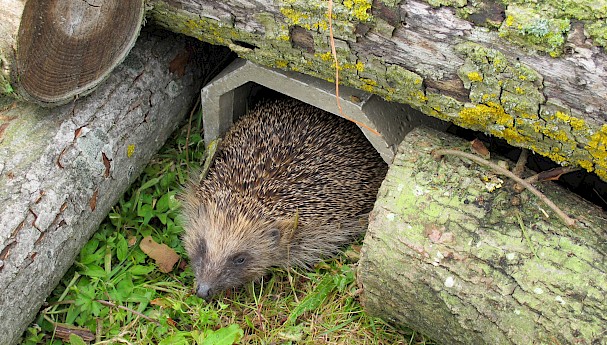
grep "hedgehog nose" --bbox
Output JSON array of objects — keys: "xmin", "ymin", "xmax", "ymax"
[{"xmin": 196, "ymin": 283, "xmax": 212, "ymax": 299}]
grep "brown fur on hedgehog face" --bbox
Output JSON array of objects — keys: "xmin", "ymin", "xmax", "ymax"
[{"xmin": 182, "ymin": 198, "xmax": 292, "ymax": 299}]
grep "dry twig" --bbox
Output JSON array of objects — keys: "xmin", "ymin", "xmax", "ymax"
[
  {"xmin": 184, "ymin": 96, "xmax": 201, "ymax": 168},
  {"xmin": 327, "ymin": 0, "xmax": 380, "ymax": 136},
  {"xmin": 432, "ymin": 148, "xmax": 576, "ymax": 228},
  {"xmin": 524, "ymin": 166, "xmax": 580, "ymax": 184},
  {"xmin": 513, "ymin": 149, "xmax": 528, "ymax": 177},
  {"xmin": 95, "ymin": 300, "xmax": 160, "ymax": 324}
]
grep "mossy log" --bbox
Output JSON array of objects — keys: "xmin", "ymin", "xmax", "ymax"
[
  {"xmin": 142, "ymin": 0, "xmax": 607, "ymax": 182},
  {"xmin": 358, "ymin": 126, "xmax": 607, "ymax": 344},
  {"xmin": 0, "ymin": 30, "xmax": 209, "ymax": 345}
]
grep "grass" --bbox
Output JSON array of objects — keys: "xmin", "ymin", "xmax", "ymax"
[{"xmin": 22, "ymin": 103, "xmax": 434, "ymax": 345}]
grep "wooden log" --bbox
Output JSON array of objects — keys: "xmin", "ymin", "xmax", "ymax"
[
  {"xmin": 358, "ymin": 126, "xmax": 607, "ymax": 344},
  {"xmin": 0, "ymin": 0, "xmax": 144, "ymax": 106},
  {"xmin": 5, "ymin": 0, "xmax": 607, "ymax": 179},
  {"xmin": 145, "ymin": 0, "xmax": 607, "ymax": 182},
  {"xmin": 0, "ymin": 29, "xmax": 219, "ymax": 345}
]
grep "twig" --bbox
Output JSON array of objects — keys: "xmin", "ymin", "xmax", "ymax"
[
  {"xmin": 184, "ymin": 96, "xmax": 201, "ymax": 168},
  {"xmin": 516, "ymin": 213, "xmax": 539, "ymax": 259},
  {"xmin": 327, "ymin": 0, "xmax": 380, "ymax": 137},
  {"xmin": 513, "ymin": 152, "xmax": 579, "ymax": 192},
  {"xmin": 524, "ymin": 166, "xmax": 580, "ymax": 184},
  {"xmin": 42, "ymin": 314, "xmax": 96, "ymax": 342},
  {"xmin": 513, "ymin": 149, "xmax": 528, "ymax": 177},
  {"xmin": 95, "ymin": 300, "xmax": 160, "ymax": 324},
  {"xmin": 432, "ymin": 148, "xmax": 576, "ymax": 228},
  {"xmin": 594, "ymin": 188, "xmax": 607, "ymax": 208},
  {"xmin": 96, "ymin": 318, "xmax": 103, "ymax": 343}
]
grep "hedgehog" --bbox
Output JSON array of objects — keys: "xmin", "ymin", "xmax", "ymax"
[{"xmin": 180, "ymin": 98, "xmax": 387, "ymax": 299}]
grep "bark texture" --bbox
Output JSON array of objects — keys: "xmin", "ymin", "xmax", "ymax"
[
  {"xmin": 358, "ymin": 126, "xmax": 607, "ymax": 344},
  {"xmin": 0, "ymin": 29, "xmax": 208, "ymax": 345},
  {"xmin": 147, "ymin": 0, "xmax": 607, "ymax": 182}
]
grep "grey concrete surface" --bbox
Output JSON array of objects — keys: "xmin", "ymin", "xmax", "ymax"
[{"xmin": 200, "ymin": 59, "xmax": 445, "ymax": 163}]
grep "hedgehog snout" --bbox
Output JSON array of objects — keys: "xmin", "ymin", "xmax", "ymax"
[{"xmin": 196, "ymin": 283, "xmax": 213, "ymax": 300}]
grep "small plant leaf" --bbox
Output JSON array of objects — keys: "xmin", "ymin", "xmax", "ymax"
[
  {"xmin": 195, "ymin": 324, "xmax": 243, "ymax": 345},
  {"xmin": 116, "ymin": 233, "xmax": 128, "ymax": 262},
  {"xmin": 287, "ymin": 274, "xmax": 336, "ymax": 324},
  {"xmin": 81, "ymin": 264, "xmax": 106, "ymax": 278},
  {"xmin": 158, "ymin": 213, "xmax": 168, "ymax": 225},
  {"xmin": 80, "ymin": 239, "xmax": 100, "ymax": 257},
  {"xmin": 158, "ymin": 331, "xmax": 189, "ymax": 345},
  {"xmin": 111, "ymin": 278, "xmax": 134, "ymax": 301},
  {"xmin": 138, "ymin": 176, "xmax": 161, "ymax": 192},
  {"xmin": 138, "ymin": 203, "xmax": 154, "ymax": 225},
  {"xmin": 156, "ymin": 193, "xmax": 171, "ymax": 213},
  {"xmin": 129, "ymin": 264, "xmax": 155, "ymax": 276},
  {"xmin": 68, "ymin": 333, "xmax": 88, "ymax": 345}
]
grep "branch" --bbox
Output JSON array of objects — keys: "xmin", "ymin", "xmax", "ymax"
[
  {"xmin": 432, "ymin": 148, "xmax": 576, "ymax": 228},
  {"xmin": 95, "ymin": 300, "xmax": 160, "ymax": 324}
]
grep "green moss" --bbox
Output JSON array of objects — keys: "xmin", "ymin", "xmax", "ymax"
[
  {"xmin": 384, "ymin": 64, "xmax": 426, "ymax": 105},
  {"xmin": 278, "ymin": 0, "xmax": 372, "ymax": 35},
  {"xmin": 456, "ymin": 42, "xmax": 544, "ymax": 119},
  {"xmin": 555, "ymin": 111, "xmax": 587, "ymax": 131},
  {"xmin": 586, "ymin": 20, "xmax": 607, "ymax": 48},
  {"xmin": 275, "ymin": 60, "xmax": 289, "ymax": 69},
  {"xmin": 499, "ymin": 5, "xmax": 570, "ymax": 57},
  {"xmin": 355, "ymin": 61, "xmax": 365, "ymax": 73},
  {"xmin": 254, "ymin": 13, "xmax": 292, "ymax": 41},
  {"xmin": 459, "ymin": 102, "xmax": 511, "ymax": 128},
  {"xmin": 280, "ymin": 7, "xmax": 315, "ymax": 29},
  {"xmin": 430, "ymin": 0, "xmax": 607, "ymax": 53},
  {"xmin": 426, "ymin": 0, "xmax": 467, "ymax": 8},
  {"xmin": 1, "ymin": 77, "xmax": 13, "ymax": 96},
  {"xmin": 466, "ymin": 71, "xmax": 483, "ymax": 82},
  {"xmin": 450, "ymin": 41, "xmax": 607, "ymax": 175},
  {"xmin": 504, "ymin": 0, "xmax": 607, "ymax": 21},
  {"xmin": 586, "ymin": 124, "xmax": 607, "ymax": 175},
  {"xmin": 342, "ymin": 0, "xmax": 373, "ymax": 21}
]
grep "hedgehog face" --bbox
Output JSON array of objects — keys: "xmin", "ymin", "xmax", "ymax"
[
  {"xmin": 183, "ymin": 203, "xmax": 288, "ymax": 299},
  {"xmin": 187, "ymin": 238, "xmax": 259, "ymax": 299}
]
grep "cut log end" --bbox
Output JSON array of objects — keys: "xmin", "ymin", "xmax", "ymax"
[{"xmin": 15, "ymin": 0, "xmax": 145, "ymax": 106}]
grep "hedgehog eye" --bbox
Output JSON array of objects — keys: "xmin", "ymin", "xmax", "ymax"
[{"xmin": 231, "ymin": 253, "xmax": 248, "ymax": 266}]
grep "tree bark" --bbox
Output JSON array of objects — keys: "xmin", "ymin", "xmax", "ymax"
[
  {"xmin": 358, "ymin": 126, "xmax": 607, "ymax": 344},
  {"xmin": 0, "ymin": 29, "xmax": 223, "ymax": 345},
  {"xmin": 145, "ymin": 0, "xmax": 607, "ymax": 182}
]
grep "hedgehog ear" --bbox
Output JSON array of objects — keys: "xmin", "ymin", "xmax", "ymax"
[
  {"xmin": 269, "ymin": 218, "xmax": 294, "ymax": 244},
  {"xmin": 271, "ymin": 219, "xmax": 297, "ymax": 243},
  {"xmin": 269, "ymin": 227, "xmax": 281, "ymax": 244}
]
